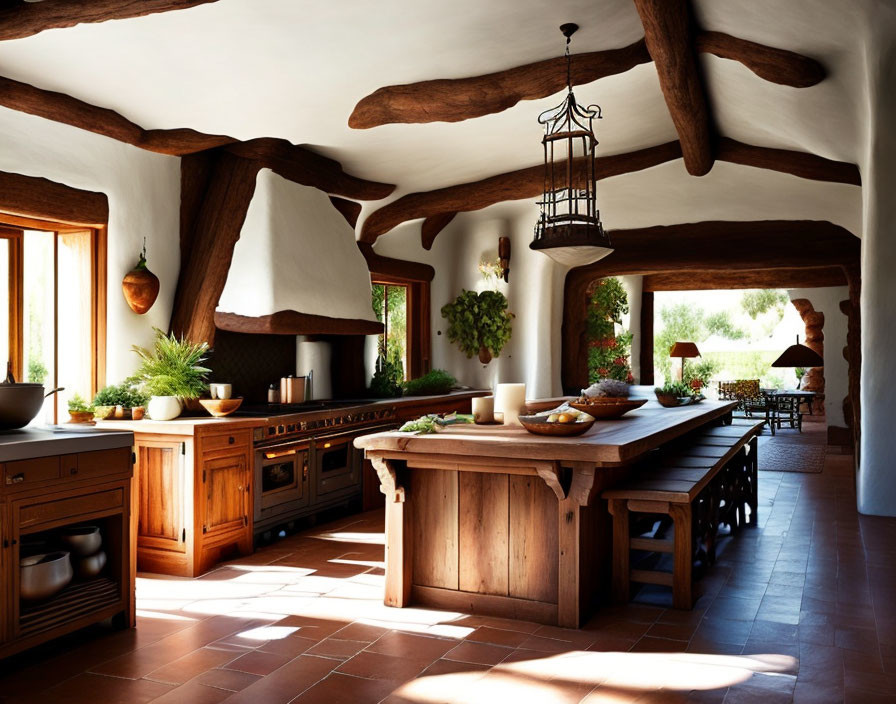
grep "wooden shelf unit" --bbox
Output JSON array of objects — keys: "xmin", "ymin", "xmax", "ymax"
[{"xmin": 0, "ymin": 445, "xmax": 135, "ymax": 659}]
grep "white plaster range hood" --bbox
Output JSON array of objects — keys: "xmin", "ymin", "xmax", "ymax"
[{"xmin": 216, "ymin": 169, "xmax": 383, "ymax": 335}]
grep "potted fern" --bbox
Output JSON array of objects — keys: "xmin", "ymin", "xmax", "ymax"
[
  {"xmin": 441, "ymin": 290, "xmax": 513, "ymax": 364},
  {"xmin": 132, "ymin": 329, "xmax": 210, "ymax": 420}
]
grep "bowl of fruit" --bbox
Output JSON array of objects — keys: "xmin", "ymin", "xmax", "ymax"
[{"xmin": 518, "ymin": 407, "xmax": 595, "ymax": 437}]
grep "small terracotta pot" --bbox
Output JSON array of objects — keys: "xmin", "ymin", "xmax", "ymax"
[
  {"xmin": 131, "ymin": 406, "xmax": 145, "ymax": 421},
  {"xmin": 478, "ymin": 346, "xmax": 492, "ymax": 364},
  {"xmin": 122, "ymin": 254, "xmax": 160, "ymax": 315},
  {"xmin": 68, "ymin": 410, "xmax": 94, "ymax": 424}
]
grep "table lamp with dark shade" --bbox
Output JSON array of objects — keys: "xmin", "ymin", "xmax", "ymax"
[
  {"xmin": 771, "ymin": 335, "xmax": 824, "ymax": 368},
  {"xmin": 670, "ymin": 341, "xmax": 701, "ymax": 381}
]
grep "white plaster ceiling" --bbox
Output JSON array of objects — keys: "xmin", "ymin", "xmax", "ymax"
[{"xmin": 0, "ymin": 0, "xmax": 882, "ymax": 238}]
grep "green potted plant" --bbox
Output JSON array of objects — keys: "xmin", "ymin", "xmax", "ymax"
[
  {"xmin": 132, "ymin": 329, "xmax": 210, "ymax": 420},
  {"xmin": 92, "ymin": 382, "xmax": 149, "ymax": 420},
  {"xmin": 402, "ymin": 369, "xmax": 457, "ymax": 396},
  {"xmin": 655, "ymin": 381, "xmax": 701, "ymax": 408},
  {"xmin": 67, "ymin": 393, "xmax": 95, "ymax": 424},
  {"xmin": 441, "ymin": 289, "xmax": 513, "ymax": 364}
]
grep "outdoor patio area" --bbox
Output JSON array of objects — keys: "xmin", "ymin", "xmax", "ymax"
[{"xmin": 0, "ymin": 418, "xmax": 891, "ymax": 704}]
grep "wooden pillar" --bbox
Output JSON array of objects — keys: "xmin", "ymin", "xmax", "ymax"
[
  {"xmin": 640, "ymin": 291, "xmax": 655, "ymax": 385},
  {"xmin": 370, "ymin": 455, "xmax": 412, "ymax": 607}
]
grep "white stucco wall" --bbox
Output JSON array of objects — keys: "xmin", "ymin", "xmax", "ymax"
[
  {"xmin": 0, "ymin": 108, "xmax": 181, "ymax": 384},
  {"xmin": 857, "ymin": 8, "xmax": 896, "ymax": 517},
  {"xmin": 788, "ymin": 286, "xmax": 850, "ymax": 429},
  {"xmin": 373, "ymin": 203, "xmax": 566, "ymax": 399}
]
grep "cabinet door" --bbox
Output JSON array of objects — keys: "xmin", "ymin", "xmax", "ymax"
[
  {"xmin": 0, "ymin": 502, "xmax": 7, "ymax": 644},
  {"xmin": 135, "ymin": 439, "xmax": 187, "ymax": 555},
  {"xmin": 201, "ymin": 452, "xmax": 249, "ymax": 540}
]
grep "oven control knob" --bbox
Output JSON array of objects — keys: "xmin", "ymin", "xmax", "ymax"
[
  {"xmin": 277, "ymin": 425, "xmax": 285, "ymax": 434},
  {"xmin": 268, "ymin": 427, "xmax": 275, "ymax": 436},
  {"xmin": 300, "ymin": 422, "xmax": 307, "ymax": 430},
  {"xmin": 287, "ymin": 424, "xmax": 295, "ymax": 432}
]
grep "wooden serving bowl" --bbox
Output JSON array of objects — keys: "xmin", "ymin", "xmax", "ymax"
[
  {"xmin": 198, "ymin": 398, "xmax": 243, "ymax": 417},
  {"xmin": 518, "ymin": 415, "xmax": 595, "ymax": 437},
  {"xmin": 569, "ymin": 398, "xmax": 647, "ymax": 419}
]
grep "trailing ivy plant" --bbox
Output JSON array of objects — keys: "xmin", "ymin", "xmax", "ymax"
[{"xmin": 441, "ymin": 290, "xmax": 513, "ymax": 362}]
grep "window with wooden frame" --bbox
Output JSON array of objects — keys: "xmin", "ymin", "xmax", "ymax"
[
  {"xmin": 0, "ymin": 213, "xmax": 106, "ymax": 424},
  {"xmin": 371, "ymin": 274, "xmax": 430, "ymax": 380}
]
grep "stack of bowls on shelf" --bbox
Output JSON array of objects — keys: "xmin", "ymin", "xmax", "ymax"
[{"xmin": 60, "ymin": 525, "xmax": 107, "ymax": 579}]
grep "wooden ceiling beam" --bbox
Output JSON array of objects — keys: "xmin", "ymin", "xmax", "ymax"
[
  {"xmin": 358, "ymin": 242, "xmax": 435, "ymax": 283},
  {"xmin": 716, "ymin": 137, "xmax": 861, "ymax": 185},
  {"xmin": 360, "ymin": 141, "xmax": 683, "ymax": 243},
  {"xmin": 0, "ymin": 0, "xmax": 220, "ymax": 41},
  {"xmin": 633, "ymin": 0, "xmax": 713, "ymax": 176},
  {"xmin": 0, "ymin": 168, "xmax": 109, "ymax": 227},
  {"xmin": 360, "ymin": 140, "xmax": 859, "ymax": 242},
  {"xmin": 421, "ymin": 212, "xmax": 457, "ymax": 250},
  {"xmin": 226, "ymin": 138, "xmax": 394, "ymax": 201},
  {"xmin": 643, "ymin": 266, "xmax": 848, "ymax": 292},
  {"xmin": 329, "ymin": 197, "xmax": 363, "ymax": 229},
  {"xmin": 349, "ymin": 40, "xmax": 650, "ymax": 129},
  {"xmin": 696, "ymin": 31, "xmax": 825, "ymax": 88}
]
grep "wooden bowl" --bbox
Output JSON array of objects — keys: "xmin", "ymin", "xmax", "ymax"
[
  {"xmin": 518, "ymin": 415, "xmax": 595, "ymax": 437},
  {"xmin": 198, "ymin": 398, "xmax": 243, "ymax": 417},
  {"xmin": 655, "ymin": 393, "xmax": 703, "ymax": 408},
  {"xmin": 569, "ymin": 398, "xmax": 647, "ymax": 419}
]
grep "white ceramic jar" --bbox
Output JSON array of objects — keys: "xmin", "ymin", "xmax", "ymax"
[{"xmin": 147, "ymin": 396, "xmax": 182, "ymax": 421}]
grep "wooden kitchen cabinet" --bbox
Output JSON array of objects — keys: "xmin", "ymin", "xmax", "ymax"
[
  {"xmin": 131, "ymin": 426, "xmax": 253, "ymax": 577},
  {"xmin": 0, "ymin": 441, "xmax": 135, "ymax": 660}
]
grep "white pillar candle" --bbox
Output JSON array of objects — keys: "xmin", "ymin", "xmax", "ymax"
[
  {"xmin": 494, "ymin": 383, "xmax": 526, "ymax": 426},
  {"xmin": 472, "ymin": 396, "xmax": 494, "ymax": 424}
]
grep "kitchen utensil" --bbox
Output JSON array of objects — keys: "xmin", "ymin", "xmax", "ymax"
[
  {"xmin": 280, "ymin": 375, "xmax": 307, "ymax": 404},
  {"xmin": 569, "ymin": 398, "xmax": 647, "ymax": 419},
  {"xmin": 20, "ymin": 551, "xmax": 72, "ymax": 602},
  {"xmin": 0, "ymin": 369, "xmax": 64, "ymax": 429},
  {"xmin": 76, "ymin": 550, "xmax": 107, "ymax": 579},
  {"xmin": 199, "ymin": 398, "xmax": 243, "ymax": 417},
  {"xmin": 518, "ymin": 414, "xmax": 595, "ymax": 437},
  {"xmin": 60, "ymin": 525, "xmax": 102, "ymax": 557}
]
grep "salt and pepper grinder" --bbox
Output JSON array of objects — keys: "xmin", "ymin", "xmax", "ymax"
[{"xmin": 268, "ymin": 383, "xmax": 280, "ymax": 404}]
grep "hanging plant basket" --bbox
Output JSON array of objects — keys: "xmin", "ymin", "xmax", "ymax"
[
  {"xmin": 441, "ymin": 290, "xmax": 513, "ymax": 364},
  {"xmin": 122, "ymin": 241, "xmax": 160, "ymax": 315}
]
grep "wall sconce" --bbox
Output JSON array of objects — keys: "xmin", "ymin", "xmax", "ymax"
[{"xmin": 498, "ymin": 236, "xmax": 511, "ymax": 283}]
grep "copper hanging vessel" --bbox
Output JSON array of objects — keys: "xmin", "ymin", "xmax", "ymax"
[{"xmin": 122, "ymin": 239, "xmax": 160, "ymax": 315}]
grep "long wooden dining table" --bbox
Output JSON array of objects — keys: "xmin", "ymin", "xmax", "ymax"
[{"xmin": 355, "ymin": 399, "xmax": 738, "ymax": 628}]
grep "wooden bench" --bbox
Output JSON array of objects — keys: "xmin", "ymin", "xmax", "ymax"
[{"xmin": 603, "ymin": 421, "xmax": 763, "ymax": 609}]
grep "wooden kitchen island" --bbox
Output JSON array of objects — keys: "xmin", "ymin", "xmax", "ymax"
[{"xmin": 355, "ymin": 399, "xmax": 738, "ymax": 628}]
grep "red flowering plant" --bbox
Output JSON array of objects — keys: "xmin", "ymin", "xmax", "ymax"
[{"xmin": 586, "ymin": 278, "xmax": 633, "ymax": 384}]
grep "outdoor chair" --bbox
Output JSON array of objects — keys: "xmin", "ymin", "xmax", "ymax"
[{"xmin": 718, "ymin": 380, "xmax": 776, "ymax": 434}]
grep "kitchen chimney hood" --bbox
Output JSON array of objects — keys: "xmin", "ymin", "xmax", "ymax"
[{"xmin": 215, "ymin": 169, "xmax": 383, "ymax": 335}]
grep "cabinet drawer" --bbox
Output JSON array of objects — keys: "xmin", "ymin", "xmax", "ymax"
[
  {"xmin": 4, "ymin": 456, "xmax": 60, "ymax": 489},
  {"xmin": 19, "ymin": 488, "xmax": 124, "ymax": 529},
  {"xmin": 73, "ymin": 447, "xmax": 132, "ymax": 481},
  {"xmin": 201, "ymin": 430, "xmax": 251, "ymax": 455}
]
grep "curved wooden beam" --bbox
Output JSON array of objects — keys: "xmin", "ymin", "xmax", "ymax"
[
  {"xmin": 0, "ymin": 169, "xmax": 109, "ymax": 227},
  {"xmin": 643, "ymin": 266, "xmax": 848, "ymax": 292},
  {"xmin": 0, "ymin": 0, "xmax": 220, "ymax": 41},
  {"xmin": 561, "ymin": 219, "xmax": 859, "ymax": 393},
  {"xmin": 0, "ymin": 74, "xmax": 235, "ymax": 155},
  {"xmin": 358, "ymin": 242, "xmax": 435, "ymax": 283},
  {"xmin": 349, "ymin": 40, "xmax": 650, "ymax": 129},
  {"xmin": 214, "ymin": 310, "xmax": 383, "ymax": 336},
  {"xmin": 360, "ymin": 141, "xmax": 683, "ymax": 243},
  {"xmin": 716, "ymin": 138, "xmax": 861, "ymax": 185},
  {"xmin": 421, "ymin": 212, "xmax": 457, "ymax": 250},
  {"xmin": 696, "ymin": 31, "xmax": 825, "ymax": 88},
  {"xmin": 0, "ymin": 73, "xmax": 394, "ymax": 199},
  {"xmin": 329, "ymin": 197, "xmax": 363, "ymax": 229},
  {"xmin": 226, "ymin": 138, "xmax": 395, "ymax": 201},
  {"xmin": 634, "ymin": 0, "xmax": 713, "ymax": 176}
]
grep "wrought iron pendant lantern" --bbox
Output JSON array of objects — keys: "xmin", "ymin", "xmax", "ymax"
[{"xmin": 531, "ymin": 23, "xmax": 613, "ymax": 267}]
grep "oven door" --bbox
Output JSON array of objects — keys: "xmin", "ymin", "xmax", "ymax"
[
  {"xmin": 254, "ymin": 441, "xmax": 310, "ymax": 520},
  {"xmin": 311, "ymin": 431, "xmax": 363, "ymax": 501}
]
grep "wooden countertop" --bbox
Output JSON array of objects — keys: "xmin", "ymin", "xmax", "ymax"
[
  {"xmin": 356, "ymin": 399, "xmax": 738, "ymax": 466},
  {"xmin": 95, "ymin": 390, "xmax": 488, "ymax": 436}
]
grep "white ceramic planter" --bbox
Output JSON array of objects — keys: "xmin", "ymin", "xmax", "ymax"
[{"xmin": 147, "ymin": 396, "xmax": 182, "ymax": 421}]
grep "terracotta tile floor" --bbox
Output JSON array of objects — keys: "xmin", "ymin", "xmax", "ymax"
[{"xmin": 2, "ymin": 418, "xmax": 895, "ymax": 703}]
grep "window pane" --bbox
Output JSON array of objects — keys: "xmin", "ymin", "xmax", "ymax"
[
  {"xmin": 57, "ymin": 231, "xmax": 93, "ymax": 414},
  {"xmin": 0, "ymin": 238, "xmax": 9, "ymax": 369},
  {"xmin": 23, "ymin": 230, "xmax": 55, "ymax": 424},
  {"xmin": 385, "ymin": 285, "xmax": 407, "ymax": 380}
]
